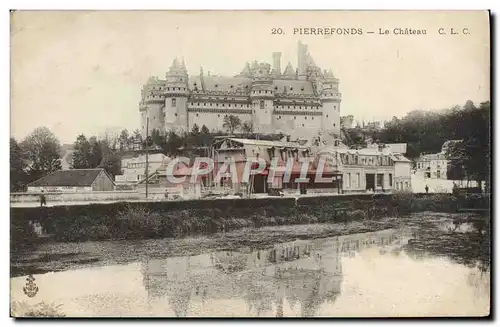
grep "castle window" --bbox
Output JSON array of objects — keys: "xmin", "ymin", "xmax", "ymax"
[
  {"xmin": 196, "ymin": 114, "xmax": 199, "ymax": 117},
  {"xmin": 259, "ymin": 90, "xmax": 262, "ymax": 94},
  {"xmin": 290, "ymin": 87, "xmax": 294, "ymax": 91},
  {"xmin": 288, "ymin": 106, "xmax": 290, "ymax": 109},
  {"xmin": 194, "ymin": 82, "xmax": 197, "ymax": 86},
  {"xmin": 326, "ymin": 114, "xmax": 329, "ymax": 118},
  {"xmin": 305, "ymin": 117, "xmax": 307, "ymax": 120},
  {"xmin": 172, "ymin": 98, "xmax": 176, "ymax": 107},
  {"xmin": 312, "ymin": 117, "xmax": 314, "ymax": 120},
  {"xmin": 279, "ymin": 116, "xmax": 281, "ymax": 119},
  {"xmin": 301, "ymin": 88, "xmax": 304, "ymax": 91},
  {"xmin": 230, "ymin": 85, "xmax": 233, "ymax": 88},
  {"xmin": 197, "ymin": 103, "xmax": 200, "ymax": 106},
  {"xmin": 294, "ymin": 116, "xmax": 296, "ymax": 120},
  {"xmin": 260, "ymin": 100, "xmax": 265, "ymax": 109},
  {"xmin": 334, "ymin": 123, "xmax": 336, "ymax": 127},
  {"xmin": 245, "ymin": 85, "xmax": 248, "ymax": 89},
  {"xmin": 222, "ymin": 103, "xmax": 225, "ymax": 107},
  {"xmin": 302, "ymin": 124, "xmax": 304, "ymax": 127},
  {"xmin": 275, "ymin": 86, "xmax": 278, "ymax": 90},
  {"xmin": 218, "ymin": 114, "xmax": 220, "ymax": 117},
  {"xmin": 215, "ymin": 84, "xmax": 218, "ymax": 88},
  {"xmin": 174, "ymin": 113, "xmax": 178, "ymax": 117}
]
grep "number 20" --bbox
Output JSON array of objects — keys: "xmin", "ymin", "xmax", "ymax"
[{"xmin": 271, "ymin": 28, "xmax": 284, "ymax": 35}]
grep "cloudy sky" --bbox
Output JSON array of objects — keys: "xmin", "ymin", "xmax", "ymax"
[{"xmin": 11, "ymin": 10, "xmax": 490, "ymax": 144}]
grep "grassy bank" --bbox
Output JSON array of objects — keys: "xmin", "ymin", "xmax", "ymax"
[{"xmin": 11, "ymin": 193, "xmax": 489, "ymax": 249}]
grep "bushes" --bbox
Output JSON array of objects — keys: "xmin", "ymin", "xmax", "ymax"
[
  {"xmin": 346, "ymin": 209, "xmax": 367, "ymax": 220},
  {"xmin": 10, "ymin": 193, "xmax": 490, "ymax": 245}
]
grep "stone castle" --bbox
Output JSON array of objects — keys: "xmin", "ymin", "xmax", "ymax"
[{"xmin": 139, "ymin": 41, "xmax": 342, "ymax": 142}]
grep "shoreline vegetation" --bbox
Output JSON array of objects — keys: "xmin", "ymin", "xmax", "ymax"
[{"xmin": 11, "ymin": 193, "xmax": 489, "ymax": 252}]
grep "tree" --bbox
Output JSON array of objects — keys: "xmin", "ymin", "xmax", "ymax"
[
  {"xmin": 241, "ymin": 121, "xmax": 253, "ymax": 136},
  {"xmin": 222, "ymin": 115, "xmax": 242, "ymax": 135},
  {"xmin": 98, "ymin": 154, "xmax": 122, "ymax": 177},
  {"xmin": 88, "ymin": 136, "xmax": 104, "ymax": 168},
  {"xmin": 118, "ymin": 129, "xmax": 129, "ymax": 151},
  {"xmin": 151, "ymin": 129, "xmax": 165, "ymax": 148},
  {"xmin": 21, "ymin": 127, "xmax": 62, "ymax": 181},
  {"xmin": 200, "ymin": 125, "xmax": 212, "ymax": 147},
  {"xmin": 191, "ymin": 124, "xmax": 200, "ymax": 135},
  {"xmin": 72, "ymin": 134, "xmax": 92, "ymax": 169},
  {"xmin": 10, "ymin": 138, "xmax": 27, "ymax": 192},
  {"xmin": 163, "ymin": 131, "xmax": 183, "ymax": 156}
]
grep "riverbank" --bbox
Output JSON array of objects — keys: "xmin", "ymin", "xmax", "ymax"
[
  {"xmin": 11, "ymin": 211, "xmax": 489, "ymax": 279},
  {"xmin": 11, "ymin": 193, "xmax": 489, "ymax": 251}
]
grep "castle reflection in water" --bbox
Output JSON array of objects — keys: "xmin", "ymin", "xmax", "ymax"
[{"xmin": 140, "ymin": 228, "xmax": 408, "ymax": 317}]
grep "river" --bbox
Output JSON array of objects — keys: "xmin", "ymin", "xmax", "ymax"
[{"xmin": 10, "ymin": 213, "xmax": 490, "ymax": 317}]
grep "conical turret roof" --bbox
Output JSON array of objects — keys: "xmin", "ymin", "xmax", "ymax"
[{"xmin": 283, "ymin": 62, "xmax": 295, "ymax": 78}]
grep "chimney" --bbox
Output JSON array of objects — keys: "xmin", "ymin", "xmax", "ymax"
[{"xmin": 272, "ymin": 52, "xmax": 282, "ymax": 76}]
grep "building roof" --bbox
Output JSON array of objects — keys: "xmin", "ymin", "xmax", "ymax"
[
  {"xmin": 226, "ymin": 138, "xmax": 310, "ymax": 149},
  {"xmin": 390, "ymin": 154, "xmax": 412, "ymax": 162},
  {"xmin": 272, "ymin": 79, "xmax": 314, "ymax": 95},
  {"xmin": 189, "ymin": 75, "xmax": 252, "ymax": 92},
  {"xmin": 418, "ymin": 153, "xmax": 446, "ymax": 161},
  {"xmin": 28, "ymin": 168, "xmax": 112, "ymax": 187},
  {"xmin": 385, "ymin": 143, "xmax": 407, "ymax": 154}
]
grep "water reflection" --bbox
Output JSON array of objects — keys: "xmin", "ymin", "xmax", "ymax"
[
  {"xmin": 10, "ymin": 217, "xmax": 490, "ymax": 317},
  {"xmin": 141, "ymin": 228, "xmax": 408, "ymax": 317}
]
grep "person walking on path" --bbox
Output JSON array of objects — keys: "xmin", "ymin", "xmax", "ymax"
[{"xmin": 40, "ymin": 191, "xmax": 47, "ymax": 207}]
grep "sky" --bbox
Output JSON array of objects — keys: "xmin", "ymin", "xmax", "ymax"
[{"xmin": 10, "ymin": 10, "xmax": 490, "ymax": 144}]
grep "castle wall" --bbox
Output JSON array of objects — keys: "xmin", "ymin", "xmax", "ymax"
[{"xmin": 188, "ymin": 110, "xmax": 252, "ymax": 132}]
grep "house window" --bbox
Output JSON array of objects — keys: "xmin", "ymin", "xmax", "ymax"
[
  {"xmin": 172, "ymin": 98, "xmax": 176, "ymax": 107},
  {"xmin": 389, "ymin": 173, "xmax": 393, "ymax": 187},
  {"xmin": 260, "ymin": 100, "xmax": 265, "ymax": 109}
]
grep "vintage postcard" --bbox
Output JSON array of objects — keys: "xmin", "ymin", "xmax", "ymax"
[{"xmin": 10, "ymin": 10, "xmax": 491, "ymax": 318}]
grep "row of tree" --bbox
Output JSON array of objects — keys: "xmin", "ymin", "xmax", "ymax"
[
  {"xmin": 345, "ymin": 100, "xmax": 490, "ymax": 189},
  {"xmin": 10, "ymin": 127, "xmax": 124, "ymax": 192}
]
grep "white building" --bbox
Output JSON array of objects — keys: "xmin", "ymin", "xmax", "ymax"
[
  {"xmin": 114, "ymin": 153, "xmax": 170, "ymax": 187},
  {"xmin": 416, "ymin": 152, "xmax": 448, "ymax": 179}
]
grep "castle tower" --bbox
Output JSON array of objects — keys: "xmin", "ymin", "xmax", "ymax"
[
  {"xmin": 164, "ymin": 58, "xmax": 189, "ymax": 134},
  {"xmin": 140, "ymin": 76, "xmax": 166, "ymax": 138},
  {"xmin": 297, "ymin": 41, "xmax": 309, "ymax": 81},
  {"xmin": 320, "ymin": 69, "xmax": 342, "ymax": 141},
  {"xmin": 272, "ymin": 52, "xmax": 282, "ymax": 77},
  {"xmin": 250, "ymin": 62, "xmax": 274, "ymax": 133}
]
